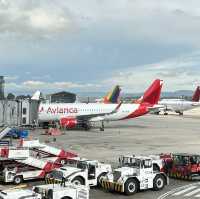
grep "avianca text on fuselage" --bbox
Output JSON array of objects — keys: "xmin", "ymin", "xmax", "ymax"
[{"xmin": 39, "ymin": 106, "xmax": 78, "ymax": 114}]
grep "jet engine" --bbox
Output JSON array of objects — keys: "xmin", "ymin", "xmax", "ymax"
[{"xmin": 60, "ymin": 118, "xmax": 77, "ymax": 129}]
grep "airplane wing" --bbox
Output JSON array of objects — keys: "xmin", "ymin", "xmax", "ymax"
[{"xmin": 76, "ymin": 102, "xmax": 122, "ymax": 121}]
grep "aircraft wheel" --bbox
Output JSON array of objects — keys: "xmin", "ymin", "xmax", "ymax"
[{"xmin": 100, "ymin": 127, "xmax": 104, "ymax": 131}]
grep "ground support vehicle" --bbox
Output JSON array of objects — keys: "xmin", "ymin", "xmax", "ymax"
[
  {"xmin": 33, "ymin": 183, "xmax": 89, "ymax": 199},
  {"xmin": 161, "ymin": 153, "xmax": 200, "ymax": 180},
  {"xmin": 20, "ymin": 139, "xmax": 78, "ymax": 165},
  {"xmin": 0, "ymin": 188, "xmax": 40, "ymax": 199},
  {"xmin": 6, "ymin": 129, "xmax": 28, "ymax": 139},
  {"xmin": 46, "ymin": 159, "xmax": 112, "ymax": 187},
  {"xmin": 0, "ymin": 183, "xmax": 89, "ymax": 199},
  {"xmin": 101, "ymin": 156, "xmax": 168, "ymax": 195},
  {"xmin": 0, "ymin": 148, "xmax": 60, "ymax": 184}
]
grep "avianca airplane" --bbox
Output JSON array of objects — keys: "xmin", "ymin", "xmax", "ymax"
[
  {"xmin": 34, "ymin": 79, "xmax": 163, "ymax": 131},
  {"xmin": 158, "ymin": 86, "xmax": 200, "ymax": 115},
  {"xmin": 95, "ymin": 85, "xmax": 121, "ymax": 103}
]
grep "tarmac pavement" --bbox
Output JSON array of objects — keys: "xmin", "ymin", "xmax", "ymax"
[{"xmin": 2, "ymin": 113, "xmax": 200, "ymax": 199}]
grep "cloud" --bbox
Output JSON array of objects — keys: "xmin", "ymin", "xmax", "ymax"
[
  {"xmin": 2, "ymin": 0, "xmax": 200, "ymax": 94},
  {"xmin": 4, "ymin": 51, "xmax": 200, "ymax": 94},
  {"xmin": 102, "ymin": 51, "xmax": 200, "ymax": 92},
  {"xmin": 1, "ymin": 0, "xmax": 200, "ymax": 45},
  {"xmin": 0, "ymin": 0, "xmax": 77, "ymax": 40},
  {"xmin": 60, "ymin": 0, "xmax": 200, "ymax": 46},
  {"xmin": 4, "ymin": 75, "xmax": 18, "ymax": 81},
  {"xmin": 5, "ymin": 80, "xmax": 100, "ymax": 92}
]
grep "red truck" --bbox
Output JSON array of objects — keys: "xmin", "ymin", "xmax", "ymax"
[{"xmin": 161, "ymin": 153, "xmax": 200, "ymax": 180}]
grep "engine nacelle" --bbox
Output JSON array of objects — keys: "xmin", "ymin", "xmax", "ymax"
[{"xmin": 60, "ymin": 118, "xmax": 78, "ymax": 129}]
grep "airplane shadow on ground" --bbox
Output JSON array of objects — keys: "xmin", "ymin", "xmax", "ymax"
[
  {"xmin": 104, "ymin": 125, "xmax": 149, "ymax": 129},
  {"xmin": 39, "ymin": 124, "xmax": 149, "ymax": 134}
]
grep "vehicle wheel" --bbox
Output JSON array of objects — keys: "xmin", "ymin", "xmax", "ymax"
[
  {"xmin": 61, "ymin": 197, "xmax": 72, "ymax": 199},
  {"xmin": 153, "ymin": 175, "xmax": 165, "ymax": 191},
  {"xmin": 124, "ymin": 179, "xmax": 138, "ymax": 195},
  {"xmin": 13, "ymin": 176, "xmax": 23, "ymax": 185},
  {"xmin": 47, "ymin": 189, "xmax": 53, "ymax": 199},
  {"xmin": 97, "ymin": 173, "xmax": 107, "ymax": 187},
  {"xmin": 72, "ymin": 177, "xmax": 84, "ymax": 185}
]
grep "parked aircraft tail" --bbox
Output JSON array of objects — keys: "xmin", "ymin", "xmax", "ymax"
[
  {"xmin": 192, "ymin": 86, "xmax": 200, "ymax": 102},
  {"xmin": 134, "ymin": 79, "xmax": 163, "ymax": 106},
  {"xmin": 103, "ymin": 85, "xmax": 121, "ymax": 104},
  {"xmin": 31, "ymin": 91, "xmax": 42, "ymax": 101}
]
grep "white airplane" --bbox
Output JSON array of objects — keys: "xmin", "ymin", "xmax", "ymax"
[
  {"xmin": 157, "ymin": 86, "xmax": 200, "ymax": 115},
  {"xmin": 32, "ymin": 79, "xmax": 163, "ymax": 131}
]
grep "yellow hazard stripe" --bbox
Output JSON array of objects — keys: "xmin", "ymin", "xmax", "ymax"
[
  {"xmin": 101, "ymin": 180, "xmax": 123, "ymax": 192},
  {"xmin": 45, "ymin": 178, "xmax": 62, "ymax": 184}
]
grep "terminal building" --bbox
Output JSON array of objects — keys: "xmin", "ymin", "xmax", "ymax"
[
  {"xmin": 46, "ymin": 91, "xmax": 76, "ymax": 103},
  {"xmin": 0, "ymin": 76, "xmax": 5, "ymax": 100},
  {"xmin": 0, "ymin": 99, "xmax": 39, "ymax": 127}
]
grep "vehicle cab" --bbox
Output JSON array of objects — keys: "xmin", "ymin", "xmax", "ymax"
[{"xmin": 119, "ymin": 154, "xmax": 164, "ymax": 172}]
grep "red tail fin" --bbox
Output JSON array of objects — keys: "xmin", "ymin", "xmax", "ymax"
[
  {"xmin": 139, "ymin": 79, "xmax": 163, "ymax": 105},
  {"xmin": 192, "ymin": 86, "xmax": 200, "ymax": 102}
]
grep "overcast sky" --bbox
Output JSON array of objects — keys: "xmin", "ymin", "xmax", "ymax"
[{"xmin": 1, "ymin": 0, "xmax": 200, "ymax": 94}]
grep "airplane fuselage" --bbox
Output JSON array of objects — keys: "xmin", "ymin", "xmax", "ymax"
[
  {"xmin": 38, "ymin": 103, "xmax": 148, "ymax": 123},
  {"xmin": 159, "ymin": 99, "xmax": 200, "ymax": 113}
]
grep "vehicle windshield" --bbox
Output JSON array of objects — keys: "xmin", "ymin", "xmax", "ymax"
[
  {"xmin": 121, "ymin": 157, "xmax": 141, "ymax": 168},
  {"xmin": 173, "ymin": 155, "xmax": 200, "ymax": 165},
  {"xmin": 77, "ymin": 161, "xmax": 87, "ymax": 170}
]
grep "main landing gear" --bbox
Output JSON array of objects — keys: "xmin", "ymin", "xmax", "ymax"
[
  {"xmin": 100, "ymin": 121, "xmax": 104, "ymax": 131},
  {"xmin": 82, "ymin": 123, "xmax": 91, "ymax": 131}
]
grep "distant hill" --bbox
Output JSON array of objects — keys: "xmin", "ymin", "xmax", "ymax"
[
  {"xmin": 10, "ymin": 89, "xmax": 195, "ymax": 102},
  {"xmin": 76, "ymin": 90, "xmax": 194, "ymax": 101}
]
